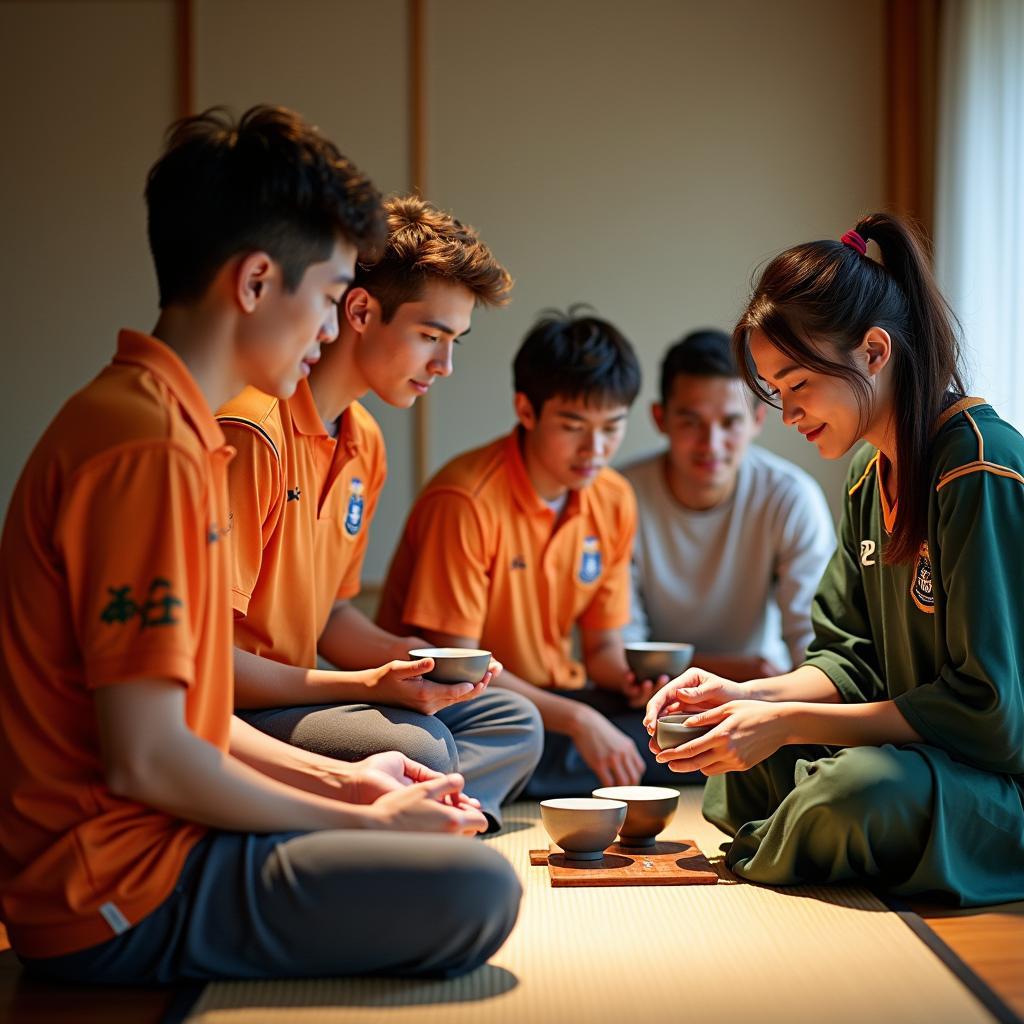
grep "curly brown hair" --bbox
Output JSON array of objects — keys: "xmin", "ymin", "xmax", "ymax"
[{"xmin": 354, "ymin": 195, "xmax": 512, "ymax": 321}]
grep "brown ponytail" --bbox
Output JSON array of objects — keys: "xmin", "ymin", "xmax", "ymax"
[{"xmin": 732, "ymin": 213, "xmax": 966, "ymax": 564}]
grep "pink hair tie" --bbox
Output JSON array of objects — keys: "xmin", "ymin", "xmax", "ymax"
[{"xmin": 840, "ymin": 230, "xmax": 867, "ymax": 255}]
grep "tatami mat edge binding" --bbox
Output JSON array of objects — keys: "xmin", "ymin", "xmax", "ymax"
[{"xmin": 886, "ymin": 897, "xmax": 1023, "ymax": 1024}]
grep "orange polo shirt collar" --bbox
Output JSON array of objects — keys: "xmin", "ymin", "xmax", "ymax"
[
  {"xmin": 288, "ymin": 376, "xmax": 330, "ymax": 436},
  {"xmin": 113, "ymin": 329, "xmax": 226, "ymax": 452},
  {"xmin": 286, "ymin": 378, "xmax": 363, "ymax": 510},
  {"xmin": 288, "ymin": 379, "xmax": 361, "ymax": 450}
]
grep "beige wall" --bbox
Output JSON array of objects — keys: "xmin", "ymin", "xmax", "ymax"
[
  {"xmin": 425, "ymin": 0, "xmax": 885, "ymax": 530},
  {"xmin": 1, "ymin": 0, "xmax": 886, "ymax": 583},
  {"xmin": 192, "ymin": 0, "xmax": 414, "ymax": 582},
  {"xmin": 0, "ymin": 0, "xmax": 175, "ymax": 512}
]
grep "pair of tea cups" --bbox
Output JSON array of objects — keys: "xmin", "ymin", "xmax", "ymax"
[
  {"xmin": 539, "ymin": 706, "xmax": 718, "ymax": 860},
  {"xmin": 413, "ymin": 639, "xmax": 694, "ymax": 688},
  {"xmin": 540, "ymin": 785, "xmax": 682, "ymax": 861}
]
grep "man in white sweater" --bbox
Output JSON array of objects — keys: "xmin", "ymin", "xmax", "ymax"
[{"xmin": 622, "ymin": 329, "xmax": 835, "ymax": 680}]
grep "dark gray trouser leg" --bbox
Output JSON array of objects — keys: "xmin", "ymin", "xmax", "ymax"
[
  {"xmin": 238, "ymin": 703, "xmax": 458, "ymax": 775},
  {"xmin": 22, "ymin": 830, "xmax": 522, "ymax": 985},
  {"xmin": 436, "ymin": 689, "xmax": 544, "ymax": 831},
  {"xmin": 522, "ymin": 684, "xmax": 702, "ymax": 799}
]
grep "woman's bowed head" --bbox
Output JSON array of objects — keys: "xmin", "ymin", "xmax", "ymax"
[
  {"xmin": 734, "ymin": 212, "xmax": 964, "ymax": 566},
  {"xmin": 644, "ymin": 211, "xmax": 968, "ymax": 777}
]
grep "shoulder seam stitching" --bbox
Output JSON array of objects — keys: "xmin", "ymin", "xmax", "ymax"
[
  {"xmin": 936, "ymin": 462, "xmax": 1024, "ymax": 491},
  {"xmin": 217, "ymin": 416, "xmax": 281, "ymax": 462},
  {"xmin": 935, "ymin": 410, "xmax": 1024, "ymax": 491},
  {"xmin": 63, "ymin": 438, "xmax": 206, "ymax": 495},
  {"xmin": 965, "ymin": 409, "xmax": 985, "ymax": 462}
]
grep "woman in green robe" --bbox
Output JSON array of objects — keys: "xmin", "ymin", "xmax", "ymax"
[{"xmin": 644, "ymin": 212, "xmax": 1024, "ymax": 906}]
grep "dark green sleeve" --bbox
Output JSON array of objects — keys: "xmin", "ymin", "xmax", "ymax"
[
  {"xmin": 802, "ymin": 463, "xmax": 887, "ymax": 703},
  {"xmin": 895, "ymin": 468, "xmax": 1024, "ymax": 775}
]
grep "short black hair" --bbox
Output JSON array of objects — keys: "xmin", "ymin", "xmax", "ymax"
[
  {"xmin": 659, "ymin": 328, "xmax": 736, "ymax": 405},
  {"xmin": 513, "ymin": 306, "xmax": 641, "ymax": 415},
  {"xmin": 146, "ymin": 105, "xmax": 385, "ymax": 307}
]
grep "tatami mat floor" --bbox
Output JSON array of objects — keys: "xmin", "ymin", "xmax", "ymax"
[
  {"xmin": 187, "ymin": 788, "xmax": 1002, "ymax": 1024},
  {"xmin": 1, "ymin": 789, "xmax": 1021, "ymax": 1024}
]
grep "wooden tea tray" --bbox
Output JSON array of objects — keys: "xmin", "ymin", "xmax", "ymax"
[{"xmin": 529, "ymin": 838, "xmax": 717, "ymax": 887}]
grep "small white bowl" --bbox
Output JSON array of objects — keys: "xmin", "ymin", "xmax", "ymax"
[
  {"xmin": 624, "ymin": 642, "xmax": 694, "ymax": 681},
  {"xmin": 592, "ymin": 785, "xmax": 680, "ymax": 848},
  {"xmin": 540, "ymin": 797, "xmax": 627, "ymax": 861},
  {"xmin": 407, "ymin": 647, "xmax": 491, "ymax": 684},
  {"xmin": 655, "ymin": 713, "xmax": 714, "ymax": 751}
]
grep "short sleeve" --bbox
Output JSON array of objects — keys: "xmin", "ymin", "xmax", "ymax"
[
  {"xmin": 221, "ymin": 422, "xmax": 283, "ymax": 614},
  {"xmin": 399, "ymin": 491, "xmax": 492, "ymax": 639},
  {"xmin": 57, "ymin": 443, "xmax": 209, "ymax": 690},
  {"xmin": 578, "ymin": 484, "xmax": 637, "ymax": 631}
]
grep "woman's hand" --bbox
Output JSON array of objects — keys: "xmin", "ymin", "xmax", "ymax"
[
  {"xmin": 642, "ymin": 667, "xmax": 751, "ymax": 734},
  {"xmin": 652, "ymin": 700, "xmax": 794, "ymax": 776}
]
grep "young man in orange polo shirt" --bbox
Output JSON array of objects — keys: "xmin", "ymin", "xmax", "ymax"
[
  {"xmin": 379, "ymin": 310, "xmax": 675, "ymax": 796},
  {"xmin": 0, "ymin": 106, "xmax": 520, "ymax": 985},
  {"xmin": 217, "ymin": 196, "xmax": 542, "ymax": 832}
]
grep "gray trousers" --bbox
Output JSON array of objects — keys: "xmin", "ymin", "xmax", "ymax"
[
  {"xmin": 524, "ymin": 684, "xmax": 702, "ymax": 798},
  {"xmin": 21, "ymin": 829, "xmax": 521, "ymax": 984},
  {"xmin": 239, "ymin": 689, "xmax": 543, "ymax": 830}
]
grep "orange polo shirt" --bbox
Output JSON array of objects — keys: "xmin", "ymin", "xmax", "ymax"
[
  {"xmin": 377, "ymin": 429, "xmax": 637, "ymax": 689},
  {"xmin": 217, "ymin": 380, "xmax": 386, "ymax": 669},
  {"xmin": 0, "ymin": 330, "xmax": 234, "ymax": 958}
]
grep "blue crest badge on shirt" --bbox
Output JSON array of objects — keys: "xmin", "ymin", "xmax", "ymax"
[
  {"xmin": 579, "ymin": 535, "xmax": 602, "ymax": 584},
  {"xmin": 344, "ymin": 478, "xmax": 365, "ymax": 536},
  {"xmin": 910, "ymin": 541, "xmax": 935, "ymax": 613}
]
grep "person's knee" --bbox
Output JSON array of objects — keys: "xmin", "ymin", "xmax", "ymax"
[
  {"xmin": 701, "ymin": 773, "xmax": 743, "ymax": 836},
  {"xmin": 393, "ymin": 722, "xmax": 458, "ymax": 774},
  {"xmin": 459, "ymin": 843, "xmax": 522, "ymax": 914},
  {"xmin": 512, "ymin": 694, "xmax": 544, "ymax": 766},
  {"xmin": 489, "ymin": 690, "xmax": 544, "ymax": 765},
  {"xmin": 438, "ymin": 845, "xmax": 522, "ymax": 973},
  {"xmin": 290, "ymin": 708, "xmax": 458, "ymax": 774},
  {"xmin": 803, "ymin": 746, "xmax": 931, "ymax": 832}
]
